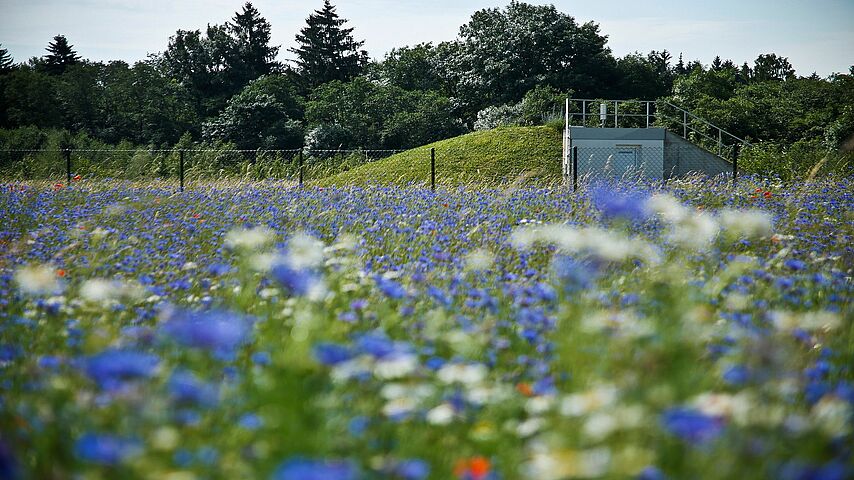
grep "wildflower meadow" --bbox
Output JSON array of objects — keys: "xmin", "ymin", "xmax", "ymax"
[{"xmin": 0, "ymin": 176, "xmax": 852, "ymax": 479}]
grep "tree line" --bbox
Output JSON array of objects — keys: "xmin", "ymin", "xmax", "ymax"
[{"xmin": 1, "ymin": 0, "xmax": 852, "ymax": 174}]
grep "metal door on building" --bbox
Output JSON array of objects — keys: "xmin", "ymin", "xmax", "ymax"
[{"xmin": 613, "ymin": 145, "xmax": 641, "ymax": 176}]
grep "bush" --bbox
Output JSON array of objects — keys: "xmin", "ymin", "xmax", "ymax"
[{"xmin": 473, "ymin": 103, "xmax": 524, "ymax": 131}]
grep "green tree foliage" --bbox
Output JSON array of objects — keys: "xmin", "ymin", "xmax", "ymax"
[
  {"xmin": 2, "ymin": 67, "xmax": 61, "ymax": 127},
  {"xmin": 371, "ymin": 43, "xmax": 445, "ymax": 92},
  {"xmin": 56, "ymin": 62, "xmax": 102, "ymax": 134},
  {"xmin": 161, "ymin": 3, "xmax": 280, "ymax": 118},
  {"xmin": 290, "ymin": 0, "xmax": 368, "ymax": 89},
  {"xmin": 203, "ymin": 75, "xmax": 304, "ymax": 150},
  {"xmin": 615, "ymin": 51, "xmax": 674, "ymax": 100},
  {"xmin": 42, "ymin": 35, "xmax": 81, "ymax": 75},
  {"xmin": 446, "ymin": 1, "xmax": 616, "ymax": 122},
  {"xmin": 99, "ymin": 61, "xmax": 198, "ymax": 145},
  {"xmin": 306, "ymin": 77, "xmax": 463, "ymax": 149},
  {"xmin": 752, "ymin": 53, "xmax": 795, "ymax": 82}
]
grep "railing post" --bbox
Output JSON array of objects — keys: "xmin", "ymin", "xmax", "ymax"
[
  {"xmin": 582, "ymin": 100, "xmax": 586, "ymax": 126},
  {"xmin": 179, "ymin": 150, "xmax": 185, "ymax": 192},
  {"xmin": 430, "ymin": 147, "xmax": 436, "ymax": 191},
  {"xmin": 64, "ymin": 148, "xmax": 72, "ymax": 185},
  {"xmin": 614, "ymin": 101, "xmax": 618, "ymax": 128},
  {"xmin": 572, "ymin": 146, "xmax": 578, "ymax": 192},
  {"xmin": 683, "ymin": 111, "xmax": 687, "ymax": 137},
  {"xmin": 299, "ymin": 150, "xmax": 304, "ymax": 187},
  {"xmin": 718, "ymin": 130, "xmax": 722, "ymax": 157},
  {"xmin": 646, "ymin": 102, "xmax": 650, "ymax": 128}
]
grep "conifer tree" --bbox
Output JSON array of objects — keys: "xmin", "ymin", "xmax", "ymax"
[
  {"xmin": 227, "ymin": 2, "xmax": 280, "ymax": 87},
  {"xmin": 43, "ymin": 35, "xmax": 81, "ymax": 75},
  {"xmin": 0, "ymin": 44, "xmax": 14, "ymax": 73},
  {"xmin": 290, "ymin": 0, "xmax": 368, "ymax": 88}
]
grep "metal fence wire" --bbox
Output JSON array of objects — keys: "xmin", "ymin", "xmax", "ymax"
[
  {"xmin": 564, "ymin": 145, "xmax": 736, "ymax": 187},
  {"xmin": 0, "ymin": 148, "xmax": 408, "ymax": 187},
  {"xmin": 1, "ymin": 144, "xmax": 739, "ymax": 190}
]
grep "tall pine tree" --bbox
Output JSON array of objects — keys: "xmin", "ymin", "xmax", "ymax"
[
  {"xmin": 290, "ymin": 0, "xmax": 368, "ymax": 88},
  {"xmin": 43, "ymin": 35, "xmax": 81, "ymax": 75},
  {"xmin": 226, "ymin": 2, "xmax": 280, "ymax": 88},
  {"xmin": 0, "ymin": 43, "xmax": 13, "ymax": 73}
]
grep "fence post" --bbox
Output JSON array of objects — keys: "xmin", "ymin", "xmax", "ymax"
[
  {"xmin": 572, "ymin": 146, "xmax": 578, "ymax": 192},
  {"xmin": 430, "ymin": 148, "xmax": 436, "ymax": 191},
  {"xmin": 733, "ymin": 144, "xmax": 740, "ymax": 184},
  {"xmin": 299, "ymin": 150, "xmax": 304, "ymax": 187},
  {"xmin": 179, "ymin": 150, "xmax": 185, "ymax": 192},
  {"xmin": 64, "ymin": 148, "xmax": 72, "ymax": 185}
]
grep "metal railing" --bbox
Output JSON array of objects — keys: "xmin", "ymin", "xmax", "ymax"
[{"xmin": 563, "ymin": 98, "xmax": 751, "ymax": 162}]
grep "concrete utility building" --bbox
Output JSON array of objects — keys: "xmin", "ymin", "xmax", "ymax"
[{"xmin": 562, "ymin": 99, "xmax": 749, "ymax": 181}]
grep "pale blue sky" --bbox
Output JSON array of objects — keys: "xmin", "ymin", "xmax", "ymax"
[{"xmin": 1, "ymin": 0, "xmax": 852, "ymax": 76}]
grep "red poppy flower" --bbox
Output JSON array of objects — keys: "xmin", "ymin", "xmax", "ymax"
[
  {"xmin": 763, "ymin": 191, "xmax": 772, "ymax": 198},
  {"xmin": 516, "ymin": 382, "xmax": 534, "ymax": 397},
  {"xmin": 72, "ymin": 174, "xmax": 82, "ymax": 182},
  {"xmin": 454, "ymin": 457, "xmax": 491, "ymax": 480},
  {"xmin": 53, "ymin": 183, "xmax": 64, "ymax": 191},
  {"xmin": 57, "ymin": 269, "xmax": 66, "ymax": 278}
]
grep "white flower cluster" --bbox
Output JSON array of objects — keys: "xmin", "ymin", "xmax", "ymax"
[
  {"xmin": 510, "ymin": 224, "xmax": 660, "ymax": 264},
  {"xmin": 224, "ymin": 226, "xmax": 275, "ymax": 250},
  {"xmin": 645, "ymin": 193, "xmax": 774, "ymax": 250},
  {"xmin": 14, "ymin": 264, "xmax": 61, "ymax": 296}
]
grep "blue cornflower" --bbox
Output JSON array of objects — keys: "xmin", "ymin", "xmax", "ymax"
[
  {"xmin": 637, "ymin": 466, "xmax": 668, "ymax": 480},
  {"xmin": 168, "ymin": 370, "xmax": 219, "ymax": 407},
  {"xmin": 375, "ymin": 276, "xmax": 407, "ymax": 299},
  {"xmin": 271, "ymin": 263, "xmax": 319, "ymax": 297},
  {"xmin": 271, "ymin": 458, "xmax": 359, "ymax": 480},
  {"xmin": 0, "ymin": 440, "xmax": 19, "ymax": 480},
  {"xmin": 161, "ymin": 308, "xmax": 252, "ymax": 355},
  {"xmin": 85, "ymin": 349, "xmax": 159, "ymax": 390},
  {"xmin": 208, "ymin": 263, "xmax": 232, "ymax": 276},
  {"xmin": 590, "ymin": 185, "xmax": 651, "ymax": 222},
  {"xmin": 74, "ymin": 433, "xmax": 141, "ymax": 465},
  {"xmin": 784, "ymin": 259, "xmax": 807, "ymax": 271},
  {"xmin": 552, "ymin": 255, "xmax": 596, "ymax": 294},
  {"xmin": 252, "ymin": 351, "xmax": 271, "ymax": 366},
  {"xmin": 661, "ymin": 407, "xmax": 724, "ymax": 445},
  {"xmin": 395, "ymin": 459, "xmax": 430, "ymax": 480},
  {"xmin": 355, "ymin": 331, "xmax": 411, "ymax": 359},
  {"xmin": 238, "ymin": 413, "xmax": 263, "ymax": 430},
  {"xmin": 722, "ymin": 365, "xmax": 751, "ymax": 386},
  {"xmin": 313, "ymin": 343, "xmax": 354, "ymax": 366}
]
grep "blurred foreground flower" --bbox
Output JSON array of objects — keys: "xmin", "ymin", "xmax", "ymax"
[
  {"xmin": 74, "ymin": 433, "xmax": 141, "ymax": 465},
  {"xmin": 661, "ymin": 407, "xmax": 724, "ymax": 445},
  {"xmin": 271, "ymin": 457, "xmax": 359, "ymax": 480},
  {"xmin": 85, "ymin": 349, "xmax": 159, "ymax": 390},
  {"xmin": 161, "ymin": 308, "xmax": 252, "ymax": 355},
  {"xmin": 590, "ymin": 184, "xmax": 651, "ymax": 222},
  {"xmin": 14, "ymin": 264, "xmax": 60, "ymax": 295}
]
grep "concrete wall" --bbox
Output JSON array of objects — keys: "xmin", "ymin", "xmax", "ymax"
[
  {"xmin": 663, "ymin": 132, "xmax": 733, "ymax": 179},
  {"xmin": 564, "ymin": 127, "xmax": 735, "ymax": 180},
  {"xmin": 568, "ymin": 128, "xmax": 665, "ymax": 179}
]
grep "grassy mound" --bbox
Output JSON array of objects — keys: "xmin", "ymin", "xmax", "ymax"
[{"xmin": 317, "ymin": 126, "xmax": 563, "ymax": 188}]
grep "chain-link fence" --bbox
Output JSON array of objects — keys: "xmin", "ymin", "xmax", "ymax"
[
  {"xmin": 564, "ymin": 145, "xmax": 736, "ymax": 187},
  {"xmin": 0, "ymin": 147, "xmax": 407, "ymax": 188}
]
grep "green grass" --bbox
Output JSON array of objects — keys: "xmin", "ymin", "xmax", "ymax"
[{"xmin": 317, "ymin": 126, "xmax": 563, "ymax": 188}]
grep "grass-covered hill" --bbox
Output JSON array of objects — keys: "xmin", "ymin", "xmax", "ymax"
[{"xmin": 317, "ymin": 126, "xmax": 563, "ymax": 188}]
